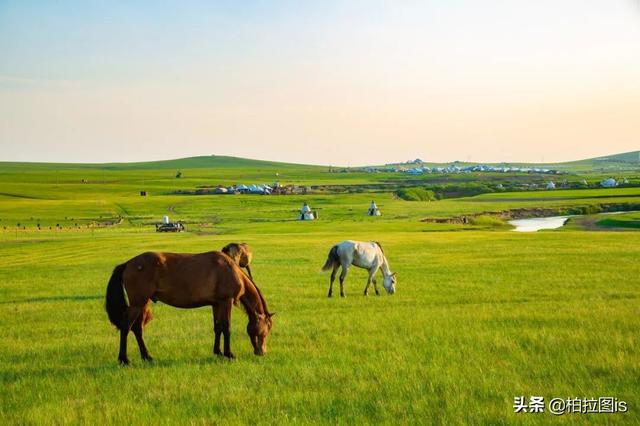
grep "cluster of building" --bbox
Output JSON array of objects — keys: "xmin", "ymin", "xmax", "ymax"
[
  {"xmin": 544, "ymin": 177, "xmax": 628, "ymax": 190},
  {"xmin": 401, "ymin": 165, "xmax": 562, "ymax": 175},
  {"xmin": 213, "ymin": 183, "xmax": 274, "ymax": 194},
  {"xmin": 362, "ymin": 162, "xmax": 563, "ymax": 175},
  {"xmin": 599, "ymin": 177, "xmax": 628, "ymax": 188},
  {"xmin": 193, "ymin": 182, "xmax": 305, "ymax": 195}
]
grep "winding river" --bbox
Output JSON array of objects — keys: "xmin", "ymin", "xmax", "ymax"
[
  {"xmin": 509, "ymin": 210, "xmax": 639, "ymax": 232},
  {"xmin": 509, "ymin": 216, "xmax": 570, "ymax": 232}
]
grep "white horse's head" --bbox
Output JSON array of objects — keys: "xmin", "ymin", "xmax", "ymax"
[{"xmin": 383, "ymin": 273, "xmax": 397, "ymax": 294}]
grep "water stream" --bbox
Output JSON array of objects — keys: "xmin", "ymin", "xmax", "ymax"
[{"xmin": 509, "ymin": 216, "xmax": 570, "ymax": 232}]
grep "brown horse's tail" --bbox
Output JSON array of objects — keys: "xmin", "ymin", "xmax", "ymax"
[
  {"xmin": 321, "ymin": 245, "xmax": 339, "ymax": 272},
  {"xmin": 106, "ymin": 263, "xmax": 127, "ymax": 329}
]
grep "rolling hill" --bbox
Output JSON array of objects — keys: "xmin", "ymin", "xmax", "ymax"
[
  {"xmin": 0, "ymin": 151, "xmax": 639, "ymax": 172},
  {"xmin": 592, "ymin": 150, "xmax": 640, "ymax": 164}
]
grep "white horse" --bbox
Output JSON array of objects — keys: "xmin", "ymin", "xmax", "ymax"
[{"xmin": 321, "ymin": 240, "xmax": 396, "ymax": 297}]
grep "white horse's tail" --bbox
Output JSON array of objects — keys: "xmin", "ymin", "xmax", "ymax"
[{"xmin": 321, "ymin": 245, "xmax": 339, "ymax": 272}]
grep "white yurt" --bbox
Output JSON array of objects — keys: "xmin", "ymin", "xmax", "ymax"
[
  {"xmin": 600, "ymin": 178, "xmax": 617, "ymax": 188},
  {"xmin": 368, "ymin": 200, "xmax": 381, "ymax": 216},
  {"xmin": 546, "ymin": 181, "xmax": 556, "ymax": 190},
  {"xmin": 299, "ymin": 202, "xmax": 315, "ymax": 220}
]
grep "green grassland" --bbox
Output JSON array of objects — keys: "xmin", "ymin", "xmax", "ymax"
[
  {"xmin": 596, "ymin": 212, "xmax": 640, "ymax": 229},
  {"xmin": 1, "ymin": 156, "xmax": 639, "ymax": 424}
]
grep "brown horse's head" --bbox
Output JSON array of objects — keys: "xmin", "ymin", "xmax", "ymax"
[
  {"xmin": 222, "ymin": 243, "xmax": 241, "ymax": 263},
  {"xmin": 247, "ymin": 312, "xmax": 273, "ymax": 356}
]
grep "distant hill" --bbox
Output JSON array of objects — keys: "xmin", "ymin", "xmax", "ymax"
[
  {"xmin": 0, "ymin": 155, "xmax": 324, "ymax": 171},
  {"xmin": 552, "ymin": 150, "xmax": 640, "ymax": 172},
  {"xmin": 591, "ymin": 151, "xmax": 640, "ymax": 164},
  {"xmin": 385, "ymin": 151, "xmax": 640, "ymax": 172},
  {"xmin": 97, "ymin": 155, "xmax": 324, "ymax": 170}
]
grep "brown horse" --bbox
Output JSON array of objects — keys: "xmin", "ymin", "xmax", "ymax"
[
  {"xmin": 221, "ymin": 243, "xmax": 254, "ymax": 279},
  {"xmin": 105, "ymin": 250, "xmax": 273, "ymax": 365}
]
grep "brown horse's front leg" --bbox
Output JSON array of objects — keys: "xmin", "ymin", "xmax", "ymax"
[
  {"xmin": 214, "ymin": 300, "xmax": 234, "ymax": 359},
  {"xmin": 212, "ymin": 306, "xmax": 222, "ymax": 356},
  {"xmin": 222, "ymin": 318, "xmax": 233, "ymax": 359},
  {"xmin": 213, "ymin": 322, "xmax": 222, "ymax": 356}
]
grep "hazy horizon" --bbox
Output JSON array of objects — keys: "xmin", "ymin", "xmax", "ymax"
[{"xmin": 1, "ymin": 1, "xmax": 639, "ymax": 166}]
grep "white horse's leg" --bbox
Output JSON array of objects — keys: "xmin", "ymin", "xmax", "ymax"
[
  {"xmin": 364, "ymin": 269, "xmax": 373, "ymax": 296},
  {"xmin": 339, "ymin": 264, "xmax": 349, "ymax": 298},
  {"xmin": 372, "ymin": 275, "xmax": 380, "ymax": 296},
  {"xmin": 328, "ymin": 264, "xmax": 339, "ymax": 297},
  {"xmin": 365, "ymin": 267, "xmax": 380, "ymax": 296}
]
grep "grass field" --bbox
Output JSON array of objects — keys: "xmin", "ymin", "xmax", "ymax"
[{"xmin": 1, "ymin": 157, "xmax": 639, "ymax": 424}]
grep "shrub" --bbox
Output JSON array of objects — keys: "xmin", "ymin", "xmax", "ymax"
[
  {"xmin": 396, "ymin": 188, "xmax": 436, "ymax": 201},
  {"xmin": 469, "ymin": 215, "xmax": 508, "ymax": 228}
]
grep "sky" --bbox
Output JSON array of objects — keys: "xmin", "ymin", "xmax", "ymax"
[{"xmin": 1, "ymin": 0, "xmax": 639, "ymax": 166}]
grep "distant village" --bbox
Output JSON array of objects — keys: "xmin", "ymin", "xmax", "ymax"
[
  {"xmin": 362, "ymin": 159, "xmax": 564, "ymax": 175},
  {"xmin": 177, "ymin": 183, "xmax": 309, "ymax": 196},
  {"xmin": 170, "ymin": 159, "xmax": 629, "ymax": 198}
]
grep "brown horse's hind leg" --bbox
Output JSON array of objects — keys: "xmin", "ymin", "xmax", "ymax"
[
  {"xmin": 118, "ymin": 307, "xmax": 143, "ymax": 365},
  {"xmin": 132, "ymin": 304, "xmax": 153, "ymax": 361},
  {"xmin": 118, "ymin": 326, "xmax": 130, "ymax": 365},
  {"xmin": 213, "ymin": 299, "xmax": 234, "ymax": 359}
]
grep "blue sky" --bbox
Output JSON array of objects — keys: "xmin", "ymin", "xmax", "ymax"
[{"xmin": 1, "ymin": 1, "xmax": 639, "ymax": 165}]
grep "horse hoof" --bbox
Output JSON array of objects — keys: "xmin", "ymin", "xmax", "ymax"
[
  {"xmin": 214, "ymin": 350, "xmax": 223, "ymax": 356},
  {"xmin": 142, "ymin": 355, "xmax": 153, "ymax": 362},
  {"xmin": 224, "ymin": 352, "xmax": 235, "ymax": 359},
  {"xmin": 340, "ymin": 294, "xmax": 346, "ymax": 298},
  {"xmin": 118, "ymin": 358, "xmax": 130, "ymax": 366}
]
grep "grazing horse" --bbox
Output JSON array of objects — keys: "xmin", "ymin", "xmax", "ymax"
[
  {"xmin": 105, "ymin": 251, "xmax": 273, "ymax": 365},
  {"xmin": 321, "ymin": 240, "xmax": 397, "ymax": 297},
  {"xmin": 222, "ymin": 243, "xmax": 254, "ymax": 279}
]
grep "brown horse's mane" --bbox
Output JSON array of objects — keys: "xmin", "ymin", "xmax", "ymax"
[
  {"xmin": 239, "ymin": 271, "xmax": 270, "ymax": 317},
  {"xmin": 251, "ymin": 279, "xmax": 270, "ymax": 315}
]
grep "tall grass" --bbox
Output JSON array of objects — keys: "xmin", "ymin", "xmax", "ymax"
[{"xmin": 0, "ymin": 161, "xmax": 639, "ymax": 424}]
